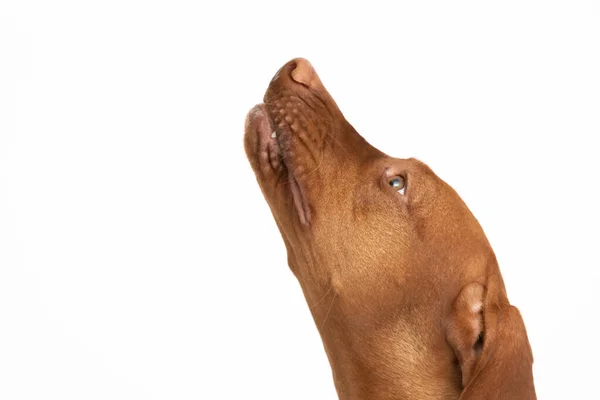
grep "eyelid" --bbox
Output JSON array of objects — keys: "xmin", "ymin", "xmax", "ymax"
[{"xmin": 382, "ymin": 168, "xmax": 409, "ymax": 196}]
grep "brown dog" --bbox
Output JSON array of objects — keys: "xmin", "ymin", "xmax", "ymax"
[{"xmin": 244, "ymin": 58, "xmax": 536, "ymax": 400}]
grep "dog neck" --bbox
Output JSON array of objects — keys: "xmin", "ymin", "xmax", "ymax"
[{"xmin": 300, "ymin": 284, "xmax": 462, "ymax": 400}]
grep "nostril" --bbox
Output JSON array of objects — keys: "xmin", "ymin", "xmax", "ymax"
[
  {"xmin": 287, "ymin": 62, "xmax": 297, "ymax": 73},
  {"xmin": 289, "ymin": 58, "xmax": 318, "ymax": 88},
  {"xmin": 269, "ymin": 58, "xmax": 323, "ymax": 90},
  {"xmin": 270, "ymin": 61, "xmax": 298, "ymax": 85}
]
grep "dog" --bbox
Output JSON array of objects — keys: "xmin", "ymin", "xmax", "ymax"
[{"xmin": 244, "ymin": 58, "xmax": 536, "ymax": 400}]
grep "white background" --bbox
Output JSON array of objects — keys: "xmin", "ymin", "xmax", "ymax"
[{"xmin": 1, "ymin": 1, "xmax": 599, "ymax": 399}]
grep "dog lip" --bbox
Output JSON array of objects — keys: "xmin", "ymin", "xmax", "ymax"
[
  {"xmin": 244, "ymin": 104, "xmax": 281, "ymax": 171},
  {"xmin": 252, "ymin": 58, "xmax": 328, "ymax": 228},
  {"xmin": 264, "ymin": 106, "xmax": 312, "ymax": 227},
  {"xmin": 244, "ymin": 103, "xmax": 310, "ymax": 227}
]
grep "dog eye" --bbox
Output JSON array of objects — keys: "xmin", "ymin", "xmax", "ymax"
[{"xmin": 388, "ymin": 176, "xmax": 406, "ymax": 195}]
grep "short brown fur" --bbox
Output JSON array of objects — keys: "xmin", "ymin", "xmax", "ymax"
[{"xmin": 244, "ymin": 58, "xmax": 536, "ymax": 400}]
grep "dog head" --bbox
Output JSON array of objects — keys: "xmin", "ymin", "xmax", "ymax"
[
  {"xmin": 244, "ymin": 58, "xmax": 535, "ymax": 399},
  {"xmin": 245, "ymin": 58, "xmax": 489, "ymax": 312}
]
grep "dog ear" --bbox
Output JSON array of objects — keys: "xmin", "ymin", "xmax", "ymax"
[{"xmin": 448, "ymin": 279, "xmax": 537, "ymax": 399}]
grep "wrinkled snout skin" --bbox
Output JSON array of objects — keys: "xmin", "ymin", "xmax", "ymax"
[{"xmin": 244, "ymin": 59, "xmax": 536, "ymax": 400}]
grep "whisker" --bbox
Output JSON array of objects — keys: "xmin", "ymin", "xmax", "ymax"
[
  {"xmin": 308, "ymin": 285, "xmax": 333, "ymax": 309},
  {"xmin": 319, "ymin": 293, "xmax": 337, "ymax": 330}
]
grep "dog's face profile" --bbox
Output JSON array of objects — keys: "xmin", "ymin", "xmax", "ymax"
[
  {"xmin": 245, "ymin": 58, "xmax": 535, "ymax": 399},
  {"xmin": 245, "ymin": 59, "xmax": 490, "ymax": 318}
]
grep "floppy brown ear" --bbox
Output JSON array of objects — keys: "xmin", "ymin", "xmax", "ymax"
[{"xmin": 448, "ymin": 279, "xmax": 537, "ymax": 400}]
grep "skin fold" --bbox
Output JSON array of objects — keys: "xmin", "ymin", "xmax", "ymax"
[{"xmin": 244, "ymin": 58, "xmax": 536, "ymax": 400}]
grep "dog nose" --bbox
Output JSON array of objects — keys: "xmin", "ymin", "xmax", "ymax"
[
  {"xmin": 270, "ymin": 58, "xmax": 323, "ymax": 90},
  {"xmin": 289, "ymin": 58, "xmax": 319, "ymax": 88}
]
